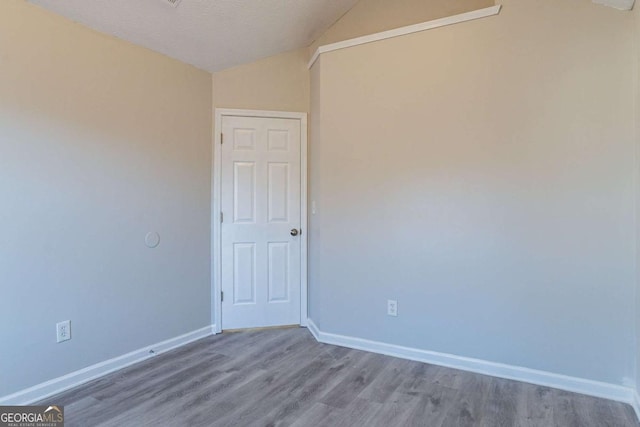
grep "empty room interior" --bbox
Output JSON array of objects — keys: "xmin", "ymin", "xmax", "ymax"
[{"xmin": 4, "ymin": 0, "xmax": 640, "ymax": 425}]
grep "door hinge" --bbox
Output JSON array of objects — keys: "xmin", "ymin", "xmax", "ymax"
[
  {"xmin": 221, "ymin": 291, "xmax": 224, "ymax": 302},
  {"xmin": 220, "ymin": 212, "xmax": 223, "ymax": 223},
  {"xmin": 220, "ymin": 133, "xmax": 224, "ymax": 144}
]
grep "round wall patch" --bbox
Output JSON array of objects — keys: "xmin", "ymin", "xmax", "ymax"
[{"xmin": 145, "ymin": 232, "xmax": 161, "ymax": 248}]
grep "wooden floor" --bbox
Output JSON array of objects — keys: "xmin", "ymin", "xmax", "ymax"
[{"xmin": 41, "ymin": 327, "xmax": 638, "ymax": 427}]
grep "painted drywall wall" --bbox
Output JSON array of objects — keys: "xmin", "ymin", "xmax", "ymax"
[
  {"xmin": 308, "ymin": 60, "xmax": 323, "ymax": 323},
  {"xmin": 635, "ymin": 0, "xmax": 640, "ymax": 393},
  {"xmin": 309, "ymin": 0, "xmax": 636, "ymax": 386},
  {"xmin": 212, "ymin": 48, "xmax": 310, "ymax": 114},
  {"xmin": 210, "ymin": 48, "xmax": 310, "ymax": 323},
  {"xmin": 310, "ymin": 0, "xmax": 494, "ymax": 54},
  {"xmin": 0, "ymin": 0, "xmax": 212, "ymax": 396}
]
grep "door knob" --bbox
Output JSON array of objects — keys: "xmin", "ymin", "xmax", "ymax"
[{"xmin": 290, "ymin": 229, "xmax": 299, "ymax": 237}]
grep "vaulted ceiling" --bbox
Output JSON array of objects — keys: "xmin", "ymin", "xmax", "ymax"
[{"xmin": 28, "ymin": 0, "xmax": 360, "ymax": 72}]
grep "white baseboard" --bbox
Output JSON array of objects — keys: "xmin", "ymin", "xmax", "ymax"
[
  {"xmin": 0, "ymin": 325, "xmax": 216, "ymax": 405},
  {"xmin": 5, "ymin": 319, "xmax": 637, "ymax": 420},
  {"xmin": 305, "ymin": 318, "xmax": 636, "ymax": 410},
  {"xmin": 631, "ymin": 390, "xmax": 640, "ymax": 423},
  {"xmin": 306, "ymin": 317, "xmax": 321, "ymax": 341}
]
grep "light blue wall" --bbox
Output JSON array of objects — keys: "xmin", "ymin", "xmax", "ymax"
[
  {"xmin": 0, "ymin": 1, "xmax": 212, "ymax": 397},
  {"xmin": 309, "ymin": 0, "xmax": 636, "ymax": 386},
  {"xmin": 634, "ymin": 0, "xmax": 640, "ymax": 395}
]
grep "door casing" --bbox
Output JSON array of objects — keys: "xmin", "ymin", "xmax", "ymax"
[{"xmin": 212, "ymin": 109, "xmax": 308, "ymax": 333}]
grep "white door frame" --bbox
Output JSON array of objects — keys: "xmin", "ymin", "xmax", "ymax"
[{"xmin": 212, "ymin": 108, "xmax": 308, "ymax": 333}]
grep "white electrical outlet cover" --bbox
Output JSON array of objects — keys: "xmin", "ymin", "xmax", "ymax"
[
  {"xmin": 387, "ymin": 300, "xmax": 398, "ymax": 317},
  {"xmin": 56, "ymin": 320, "xmax": 71, "ymax": 343}
]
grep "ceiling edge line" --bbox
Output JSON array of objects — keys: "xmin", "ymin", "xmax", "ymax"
[{"xmin": 307, "ymin": 4, "xmax": 502, "ymax": 69}]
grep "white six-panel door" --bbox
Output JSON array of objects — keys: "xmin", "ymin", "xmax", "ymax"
[{"xmin": 220, "ymin": 115, "xmax": 302, "ymax": 329}]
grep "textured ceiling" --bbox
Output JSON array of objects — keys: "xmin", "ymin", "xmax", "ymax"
[{"xmin": 28, "ymin": 0, "xmax": 360, "ymax": 72}]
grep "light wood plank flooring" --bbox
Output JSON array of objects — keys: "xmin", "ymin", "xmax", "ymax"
[{"xmin": 40, "ymin": 327, "xmax": 638, "ymax": 426}]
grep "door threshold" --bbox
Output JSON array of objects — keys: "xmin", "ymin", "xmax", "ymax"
[{"xmin": 222, "ymin": 324, "xmax": 301, "ymax": 333}]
